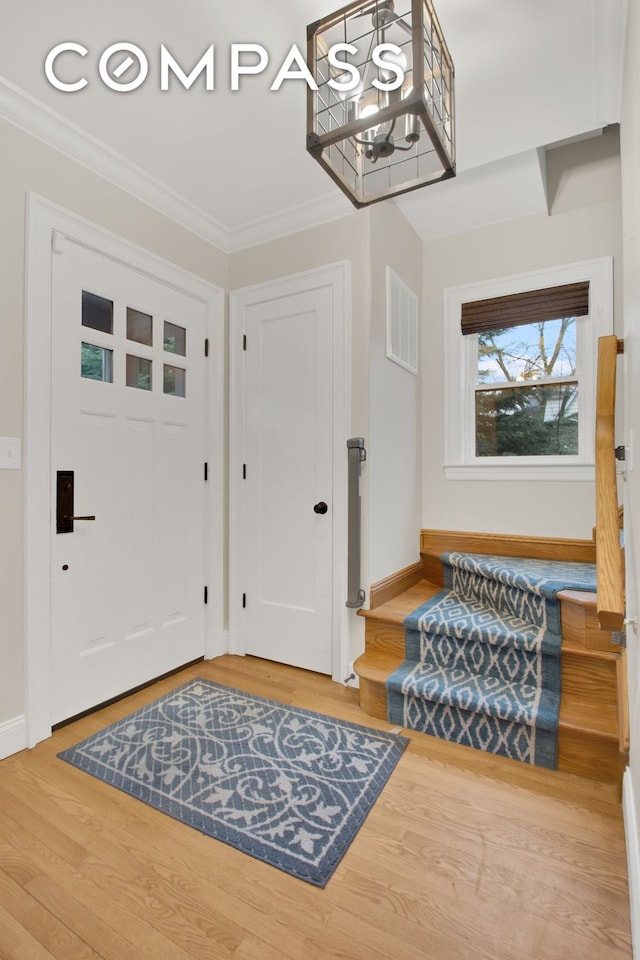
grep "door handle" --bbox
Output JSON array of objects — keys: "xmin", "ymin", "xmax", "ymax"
[
  {"xmin": 57, "ymin": 471, "xmax": 96, "ymax": 533},
  {"xmin": 313, "ymin": 501, "xmax": 328, "ymax": 515}
]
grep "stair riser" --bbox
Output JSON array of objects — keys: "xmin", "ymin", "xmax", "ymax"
[
  {"xmin": 421, "ymin": 530, "xmax": 596, "ymax": 566},
  {"xmin": 358, "ymin": 677, "xmax": 387, "ymax": 721},
  {"xmin": 388, "ymin": 688, "xmax": 557, "ymax": 768},
  {"xmin": 562, "ymin": 652, "xmax": 617, "ymax": 707},
  {"xmin": 561, "ymin": 599, "xmax": 616, "ymax": 651},
  {"xmin": 557, "ymin": 728, "xmax": 620, "ymax": 782},
  {"xmin": 388, "ymin": 659, "xmax": 558, "ymax": 730},
  {"xmin": 406, "ymin": 628, "xmax": 559, "ymax": 691},
  {"xmin": 365, "ymin": 621, "xmax": 406, "ymax": 658}
]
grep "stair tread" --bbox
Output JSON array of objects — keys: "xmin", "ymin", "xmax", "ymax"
[
  {"xmin": 354, "ymin": 650, "xmax": 403, "ymax": 682},
  {"xmin": 359, "ymin": 580, "xmax": 442, "ymax": 625},
  {"xmin": 361, "ymin": 580, "xmax": 600, "ymax": 632},
  {"xmin": 387, "ymin": 657, "xmax": 559, "ymax": 730},
  {"xmin": 557, "ymin": 589, "xmax": 599, "ymax": 606},
  {"xmin": 354, "ymin": 650, "xmax": 619, "ymax": 740},
  {"xmin": 405, "ymin": 589, "xmax": 558, "ymax": 654}
]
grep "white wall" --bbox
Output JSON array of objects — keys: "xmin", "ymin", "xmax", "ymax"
[
  {"xmin": 0, "ymin": 118, "xmax": 227, "ymax": 729},
  {"xmin": 421, "ymin": 131, "xmax": 622, "ymax": 539},
  {"xmin": 368, "ymin": 202, "xmax": 423, "ymax": 583},
  {"xmin": 620, "ymin": 0, "xmax": 640, "ymax": 947}
]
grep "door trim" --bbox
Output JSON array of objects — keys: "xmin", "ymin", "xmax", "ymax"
[
  {"xmin": 229, "ymin": 262, "xmax": 352, "ymax": 684},
  {"xmin": 25, "ymin": 194, "xmax": 225, "ymax": 747}
]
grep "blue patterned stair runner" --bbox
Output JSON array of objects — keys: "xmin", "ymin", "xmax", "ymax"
[{"xmin": 386, "ymin": 552, "xmax": 597, "ymax": 769}]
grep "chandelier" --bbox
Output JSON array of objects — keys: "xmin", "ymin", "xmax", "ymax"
[{"xmin": 306, "ymin": 0, "xmax": 455, "ymax": 207}]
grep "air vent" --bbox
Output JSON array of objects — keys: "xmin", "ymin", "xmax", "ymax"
[{"xmin": 386, "ymin": 267, "xmax": 418, "ymax": 375}]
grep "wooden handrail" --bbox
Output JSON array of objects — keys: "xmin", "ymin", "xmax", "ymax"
[{"xmin": 595, "ymin": 335, "xmax": 625, "ymax": 631}]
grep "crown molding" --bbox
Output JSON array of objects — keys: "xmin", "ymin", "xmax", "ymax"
[
  {"xmin": 226, "ymin": 191, "xmax": 354, "ymax": 252},
  {"xmin": 0, "ymin": 76, "xmax": 231, "ymax": 250},
  {"xmin": 0, "ymin": 75, "xmax": 357, "ymax": 256}
]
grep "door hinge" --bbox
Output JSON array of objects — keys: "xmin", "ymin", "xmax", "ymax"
[
  {"xmin": 204, "ymin": 338, "xmax": 209, "ymax": 357},
  {"xmin": 204, "ymin": 586, "xmax": 208, "ymax": 604},
  {"xmin": 204, "ymin": 462, "xmax": 208, "ymax": 481},
  {"xmin": 242, "ymin": 593, "xmax": 247, "ymax": 609},
  {"xmin": 243, "ymin": 334, "xmax": 247, "ymax": 351},
  {"xmin": 242, "ymin": 463, "xmax": 247, "ymax": 480}
]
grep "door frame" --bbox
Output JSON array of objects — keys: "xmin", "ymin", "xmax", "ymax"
[
  {"xmin": 24, "ymin": 194, "xmax": 225, "ymax": 748},
  {"xmin": 229, "ymin": 262, "xmax": 352, "ymax": 684}
]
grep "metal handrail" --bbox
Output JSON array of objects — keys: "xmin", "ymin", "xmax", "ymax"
[{"xmin": 346, "ymin": 438, "xmax": 366, "ymax": 608}]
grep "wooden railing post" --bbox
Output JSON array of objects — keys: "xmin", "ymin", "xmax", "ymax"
[{"xmin": 595, "ymin": 335, "xmax": 625, "ymax": 631}]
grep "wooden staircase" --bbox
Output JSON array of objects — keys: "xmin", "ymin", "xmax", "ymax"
[{"xmin": 355, "ymin": 533, "xmax": 628, "ymax": 784}]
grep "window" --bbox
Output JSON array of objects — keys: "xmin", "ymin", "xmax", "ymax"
[
  {"xmin": 164, "ymin": 321, "xmax": 186, "ymax": 356},
  {"xmin": 127, "ymin": 307, "xmax": 153, "ymax": 346},
  {"xmin": 81, "ymin": 343, "xmax": 113, "ymax": 382},
  {"xmin": 82, "ymin": 291, "xmax": 113, "ymax": 334},
  {"xmin": 126, "ymin": 354, "xmax": 152, "ymax": 391},
  {"xmin": 444, "ymin": 258, "xmax": 613, "ymax": 480}
]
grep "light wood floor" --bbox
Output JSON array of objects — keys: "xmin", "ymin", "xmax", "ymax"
[{"xmin": 0, "ymin": 655, "xmax": 632, "ymax": 960}]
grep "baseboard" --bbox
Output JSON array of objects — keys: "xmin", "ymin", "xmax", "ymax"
[
  {"xmin": 623, "ymin": 768, "xmax": 640, "ymax": 959},
  {"xmin": 369, "ymin": 560, "xmax": 425, "ymax": 610},
  {"xmin": 0, "ymin": 715, "xmax": 28, "ymax": 759},
  {"xmin": 420, "ymin": 529, "xmax": 597, "ymax": 564}
]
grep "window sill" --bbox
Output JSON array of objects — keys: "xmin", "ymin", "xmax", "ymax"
[{"xmin": 444, "ymin": 462, "xmax": 595, "ymax": 482}]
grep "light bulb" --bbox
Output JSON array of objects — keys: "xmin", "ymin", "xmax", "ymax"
[
  {"xmin": 360, "ymin": 104, "xmax": 379, "ymax": 120},
  {"xmin": 380, "ymin": 47, "xmax": 408, "ymax": 78}
]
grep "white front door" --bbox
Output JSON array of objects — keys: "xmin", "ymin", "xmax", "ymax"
[
  {"xmin": 50, "ymin": 239, "xmax": 207, "ymax": 723},
  {"xmin": 232, "ymin": 279, "xmax": 337, "ymax": 675}
]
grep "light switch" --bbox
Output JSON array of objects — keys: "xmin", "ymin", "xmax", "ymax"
[{"xmin": 0, "ymin": 437, "xmax": 21, "ymax": 469}]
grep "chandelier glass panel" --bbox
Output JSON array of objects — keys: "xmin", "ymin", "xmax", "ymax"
[{"xmin": 307, "ymin": 0, "xmax": 455, "ymax": 207}]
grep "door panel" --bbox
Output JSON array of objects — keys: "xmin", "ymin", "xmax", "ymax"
[
  {"xmin": 51, "ymin": 241, "xmax": 206, "ymax": 723},
  {"xmin": 244, "ymin": 287, "xmax": 333, "ymax": 674}
]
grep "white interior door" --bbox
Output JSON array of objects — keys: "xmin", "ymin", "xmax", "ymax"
[
  {"xmin": 241, "ymin": 284, "xmax": 334, "ymax": 674},
  {"xmin": 50, "ymin": 239, "xmax": 207, "ymax": 723}
]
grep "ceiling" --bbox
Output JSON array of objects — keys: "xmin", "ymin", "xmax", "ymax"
[{"xmin": 0, "ymin": 0, "xmax": 629, "ymax": 251}]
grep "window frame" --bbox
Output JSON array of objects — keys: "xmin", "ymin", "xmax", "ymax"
[{"xmin": 443, "ymin": 257, "xmax": 613, "ymax": 481}]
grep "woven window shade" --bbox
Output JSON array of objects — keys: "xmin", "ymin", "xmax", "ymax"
[{"xmin": 461, "ymin": 281, "xmax": 590, "ymax": 336}]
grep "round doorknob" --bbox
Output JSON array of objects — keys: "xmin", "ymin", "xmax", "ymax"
[{"xmin": 313, "ymin": 501, "xmax": 328, "ymax": 515}]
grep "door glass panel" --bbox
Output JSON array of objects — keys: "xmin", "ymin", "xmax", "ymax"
[
  {"xmin": 127, "ymin": 308, "xmax": 153, "ymax": 346},
  {"xmin": 126, "ymin": 354, "xmax": 152, "ymax": 391},
  {"xmin": 164, "ymin": 321, "xmax": 186, "ymax": 356},
  {"xmin": 81, "ymin": 343, "xmax": 113, "ymax": 382},
  {"xmin": 82, "ymin": 291, "xmax": 113, "ymax": 334},
  {"xmin": 164, "ymin": 364, "xmax": 186, "ymax": 397}
]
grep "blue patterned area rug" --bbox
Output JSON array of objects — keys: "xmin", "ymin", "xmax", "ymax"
[{"xmin": 58, "ymin": 679, "xmax": 408, "ymax": 887}]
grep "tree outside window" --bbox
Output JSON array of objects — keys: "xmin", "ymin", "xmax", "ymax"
[{"xmin": 474, "ymin": 317, "xmax": 578, "ymax": 457}]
